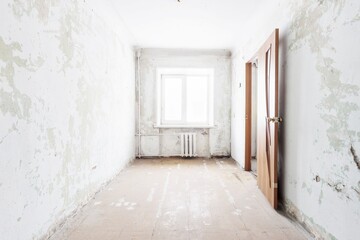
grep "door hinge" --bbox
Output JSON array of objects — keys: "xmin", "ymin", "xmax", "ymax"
[{"xmin": 266, "ymin": 117, "xmax": 283, "ymax": 123}]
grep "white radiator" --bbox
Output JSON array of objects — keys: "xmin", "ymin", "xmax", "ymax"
[{"xmin": 180, "ymin": 133, "xmax": 197, "ymax": 157}]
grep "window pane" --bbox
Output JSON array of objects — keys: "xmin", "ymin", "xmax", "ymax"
[
  {"xmin": 163, "ymin": 76, "xmax": 182, "ymax": 122},
  {"xmin": 186, "ymin": 76, "xmax": 208, "ymax": 123}
]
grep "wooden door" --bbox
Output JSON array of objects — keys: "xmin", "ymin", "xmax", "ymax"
[{"xmin": 256, "ymin": 29, "xmax": 280, "ymax": 209}]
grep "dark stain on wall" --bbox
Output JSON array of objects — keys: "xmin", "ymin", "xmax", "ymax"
[{"xmin": 350, "ymin": 145, "xmax": 360, "ymax": 169}]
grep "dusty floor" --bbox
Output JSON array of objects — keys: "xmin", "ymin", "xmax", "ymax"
[{"xmin": 51, "ymin": 158, "xmax": 309, "ymax": 240}]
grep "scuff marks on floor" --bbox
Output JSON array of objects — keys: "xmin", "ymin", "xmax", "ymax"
[
  {"xmin": 49, "ymin": 158, "xmax": 308, "ymax": 240},
  {"xmin": 156, "ymin": 172, "xmax": 171, "ymax": 219}
]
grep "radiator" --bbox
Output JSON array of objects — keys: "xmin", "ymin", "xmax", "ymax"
[{"xmin": 180, "ymin": 133, "xmax": 197, "ymax": 157}]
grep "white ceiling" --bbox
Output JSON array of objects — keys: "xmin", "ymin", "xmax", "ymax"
[{"xmin": 109, "ymin": 0, "xmax": 273, "ymax": 50}]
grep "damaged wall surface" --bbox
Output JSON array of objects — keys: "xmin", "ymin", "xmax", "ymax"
[
  {"xmin": 137, "ymin": 49, "xmax": 231, "ymax": 157},
  {"xmin": 232, "ymin": 0, "xmax": 360, "ymax": 239},
  {"xmin": 0, "ymin": 0, "xmax": 135, "ymax": 239}
]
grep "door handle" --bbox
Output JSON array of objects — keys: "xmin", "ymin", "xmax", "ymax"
[{"xmin": 266, "ymin": 117, "xmax": 283, "ymax": 123}]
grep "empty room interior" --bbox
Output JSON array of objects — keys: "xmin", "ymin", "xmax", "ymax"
[{"xmin": 1, "ymin": 0, "xmax": 360, "ymax": 239}]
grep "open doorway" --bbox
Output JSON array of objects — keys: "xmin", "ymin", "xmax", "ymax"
[
  {"xmin": 244, "ymin": 60, "xmax": 258, "ymax": 176},
  {"xmin": 250, "ymin": 60, "xmax": 258, "ymax": 175}
]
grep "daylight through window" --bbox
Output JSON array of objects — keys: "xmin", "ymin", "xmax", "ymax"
[{"xmin": 157, "ymin": 68, "xmax": 214, "ymax": 127}]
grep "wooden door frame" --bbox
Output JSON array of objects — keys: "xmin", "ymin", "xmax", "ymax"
[
  {"xmin": 244, "ymin": 62, "xmax": 252, "ymax": 171},
  {"xmin": 245, "ymin": 57, "xmax": 258, "ymax": 172}
]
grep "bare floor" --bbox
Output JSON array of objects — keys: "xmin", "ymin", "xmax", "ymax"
[
  {"xmin": 251, "ymin": 158, "xmax": 257, "ymax": 175},
  {"xmin": 51, "ymin": 158, "xmax": 309, "ymax": 240}
]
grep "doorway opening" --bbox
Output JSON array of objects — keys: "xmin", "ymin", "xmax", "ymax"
[
  {"xmin": 250, "ymin": 60, "xmax": 258, "ymax": 175},
  {"xmin": 244, "ymin": 60, "xmax": 258, "ymax": 176}
]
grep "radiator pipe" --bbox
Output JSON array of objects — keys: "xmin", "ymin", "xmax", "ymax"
[{"xmin": 136, "ymin": 49, "xmax": 141, "ymax": 158}]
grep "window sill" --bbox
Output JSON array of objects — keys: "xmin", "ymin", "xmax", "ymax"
[{"xmin": 154, "ymin": 125, "xmax": 216, "ymax": 129}]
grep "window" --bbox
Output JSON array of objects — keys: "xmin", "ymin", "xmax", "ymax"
[{"xmin": 156, "ymin": 68, "xmax": 214, "ymax": 128}]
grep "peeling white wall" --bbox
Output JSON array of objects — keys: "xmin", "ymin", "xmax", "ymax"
[
  {"xmin": 232, "ymin": 0, "xmax": 360, "ymax": 239},
  {"xmin": 0, "ymin": 0, "xmax": 135, "ymax": 239},
  {"xmin": 137, "ymin": 49, "xmax": 231, "ymax": 157}
]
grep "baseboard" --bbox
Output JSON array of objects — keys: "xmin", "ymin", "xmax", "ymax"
[{"xmin": 281, "ymin": 199, "xmax": 337, "ymax": 240}]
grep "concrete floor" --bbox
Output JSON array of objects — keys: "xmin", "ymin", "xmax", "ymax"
[{"xmin": 51, "ymin": 158, "xmax": 309, "ymax": 240}]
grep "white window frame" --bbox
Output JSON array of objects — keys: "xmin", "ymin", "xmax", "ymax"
[{"xmin": 156, "ymin": 68, "xmax": 214, "ymax": 128}]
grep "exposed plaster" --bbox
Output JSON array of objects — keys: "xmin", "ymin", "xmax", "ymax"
[
  {"xmin": 0, "ymin": 37, "xmax": 32, "ymax": 121},
  {"xmin": 56, "ymin": 2, "xmax": 82, "ymax": 71},
  {"xmin": 12, "ymin": 0, "xmax": 58, "ymax": 23},
  {"xmin": 344, "ymin": 8, "xmax": 360, "ymax": 25},
  {"xmin": 312, "ymin": 173, "xmax": 351, "ymax": 201},
  {"xmin": 351, "ymin": 181, "xmax": 360, "ymax": 201},
  {"xmin": 289, "ymin": 0, "xmax": 359, "ymax": 152},
  {"xmin": 0, "ymin": 0, "xmax": 135, "ymax": 239}
]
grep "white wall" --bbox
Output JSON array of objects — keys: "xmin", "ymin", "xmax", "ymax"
[
  {"xmin": 0, "ymin": 1, "xmax": 135, "ymax": 239},
  {"xmin": 137, "ymin": 49, "xmax": 231, "ymax": 157},
  {"xmin": 231, "ymin": 0, "xmax": 360, "ymax": 239}
]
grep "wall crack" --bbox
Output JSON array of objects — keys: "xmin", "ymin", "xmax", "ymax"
[{"xmin": 350, "ymin": 145, "xmax": 360, "ymax": 170}]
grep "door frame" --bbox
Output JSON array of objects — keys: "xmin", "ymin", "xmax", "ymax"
[{"xmin": 244, "ymin": 62, "xmax": 253, "ymax": 172}]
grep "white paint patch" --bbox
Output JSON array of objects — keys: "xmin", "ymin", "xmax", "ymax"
[
  {"xmin": 219, "ymin": 179, "xmax": 226, "ymax": 188},
  {"xmin": 185, "ymin": 180, "xmax": 190, "ymax": 191},
  {"xmin": 215, "ymin": 160, "xmax": 224, "ymax": 169},
  {"xmin": 156, "ymin": 172, "xmax": 171, "ymax": 218},
  {"xmin": 233, "ymin": 209, "xmax": 242, "ymax": 216},
  {"xmin": 203, "ymin": 161, "xmax": 209, "ymax": 172},
  {"xmin": 225, "ymin": 189, "xmax": 235, "ymax": 205},
  {"xmin": 177, "ymin": 163, "xmax": 180, "ymax": 170},
  {"xmin": 203, "ymin": 220, "xmax": 211, "ymax": 226},
  {"xmin": 147, "ymin": 187, "xmax": 155, "ymax": 202},
  {"xmin": 94, "ymin": 201, "xmax": 102, "ymax": 206}
]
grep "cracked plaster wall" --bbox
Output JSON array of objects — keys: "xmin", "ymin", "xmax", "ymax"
[
  {"xmin": 137, "ymin": 49, "xmax": 231, "ymax": 157},
  {"xmin": 231, "ymin": 0, "xmax": 360, "ymax": 239},
  {"xmin": 0, "ymin": 0, "xmax": 135, "ymax": 239}
]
